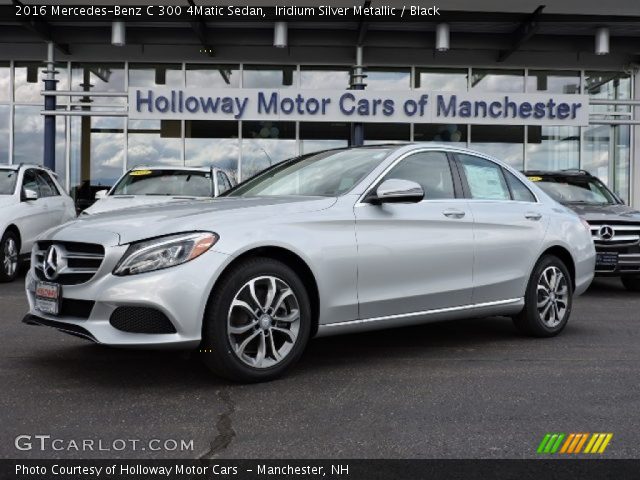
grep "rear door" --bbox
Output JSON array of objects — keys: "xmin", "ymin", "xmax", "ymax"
[
  {"xmin": 354, "ymin": 150, "xmax": 474, "ymax": 319},
  {"xmin": 455, "ymin": 154, "xmax": 549, "ymax": 304}
]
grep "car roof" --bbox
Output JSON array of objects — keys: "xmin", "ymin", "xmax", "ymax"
[
  {"xmin": 522, "ymin": 169, "xmax": 593, "ymax": 178},
  {"xmin": 0, "ymin": 164, "xmax": 49, "ymax": 171}
]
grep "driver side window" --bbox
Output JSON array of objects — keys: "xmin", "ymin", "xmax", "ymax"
[{"xmin": 381, "ymin": 151, "xmax": 455, "ymax": 200}]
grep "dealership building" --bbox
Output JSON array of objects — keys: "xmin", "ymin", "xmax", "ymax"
[{"xmin": 0, "ymin": 0, "xmax": 639, "ymax": 207}]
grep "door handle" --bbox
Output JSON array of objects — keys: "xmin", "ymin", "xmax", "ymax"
[
  {"xmin": 525, "ymin": 212, "xmax": 542, "ymax": 221},
  {"xmin": 442, "ymin": 208, "xmax": 466, "ymax": 219}
]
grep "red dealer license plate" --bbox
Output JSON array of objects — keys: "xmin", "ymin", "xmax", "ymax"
[{"xmin": 35, "ymin": 281, "xmax": 61, "ymax": 316}]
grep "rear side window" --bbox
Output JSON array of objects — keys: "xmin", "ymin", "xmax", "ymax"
[
  {"xmin": 504, "ymin": 169, "xmax": 536, "ymax": 202},
  {"xmin": 457, "ymin": 154, "xmax": 510, "ymax": 201},
  {"xmin": 383, "ymin": 151, "xmax": 455, "ymax": 200}
]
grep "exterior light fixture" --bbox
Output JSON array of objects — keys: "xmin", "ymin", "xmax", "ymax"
[
  {"xmin": 595, "ymin": 27, "xmax": 609, "ymax": 55},
  {"xmin": 274, "ymin": 22, "xmax": 288, "ymax": 48},
  {"xmin": 111, "ymin": 21, "xmax": 126, "ymax": 47},
  {"xmin": 435, "ymin": 23, "xmax": 450, "ymax": 52}
]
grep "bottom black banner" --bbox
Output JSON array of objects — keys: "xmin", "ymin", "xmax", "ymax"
[{"xmin": 4, "ymin": 459, "xmax": 640, "ymax": 480}]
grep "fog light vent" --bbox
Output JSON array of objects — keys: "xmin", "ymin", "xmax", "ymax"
[{"xmin": 109, "ymin": 307, "xmax": 176, "ymax": 334}]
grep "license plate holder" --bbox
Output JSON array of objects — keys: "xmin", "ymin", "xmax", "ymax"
[
  {"xmin": 35, "ymin": 281, "xmax": 61, "ymax": 316},
  {"xmin": 596, "ymin": 252, "xmax": 619, "ymax": 270}
]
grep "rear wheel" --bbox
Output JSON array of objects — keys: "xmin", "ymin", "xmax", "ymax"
[
  {"xmin": 200, "ymin": 258, "xmax": 312, "ymax": 383},
  {"xmin": 0, "ymin": 231, "xmax": 20, "ymax": 283},
  {"xmin": 513, "ymin": 255, "xmax": 572, "ymax": 337}
]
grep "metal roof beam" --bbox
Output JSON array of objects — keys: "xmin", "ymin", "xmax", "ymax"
[
  {"xmin": 186, "ymin": 0, "xmax": 214, "ymax": 56},
  {"xmin": 497, "ymin": 5, "xmax": 545, "ymax": 62}
]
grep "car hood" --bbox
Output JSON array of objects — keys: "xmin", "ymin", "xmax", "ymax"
[
  {"xmin": 84, "ymin": 195, "xmax": 206, "ymax": 215},
  {"xmin": 564, "ymin": 202, "xmax": 640, "ymax": 223},
  {"xmin": 66, "ymin": 196, "xmax": 337, "ymax": 245}
]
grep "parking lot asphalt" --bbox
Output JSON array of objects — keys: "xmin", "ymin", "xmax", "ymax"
[{"xmin": 1, "ymin": 273, "xmax": 639, "ymax": 460}]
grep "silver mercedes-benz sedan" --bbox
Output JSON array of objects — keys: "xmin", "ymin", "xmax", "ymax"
[{"xmin": 24, "ymin": 144, "xmax": 595, "ymax": 382}]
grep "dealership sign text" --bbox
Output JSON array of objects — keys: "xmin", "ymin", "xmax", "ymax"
[{"xmin": 129, "ymin": 88, "xmax": 589, "ymax": 126}]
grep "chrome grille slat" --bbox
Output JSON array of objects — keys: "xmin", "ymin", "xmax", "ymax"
[
  {"xmin": 34, "ymin": 241, "xmax": 105, "ymax": 285},
  {"xmin": 587, "ymin": 222, "xmax": 640, "ymax": 246}
]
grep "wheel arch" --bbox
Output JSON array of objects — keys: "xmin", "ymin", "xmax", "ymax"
[
  {"xmin": 208, "ymin": 246, "xmax": 321, "ymax": 337},
  {"xmin": 540, "ymin": 245, "xmax": 576, "ymax": 290}
]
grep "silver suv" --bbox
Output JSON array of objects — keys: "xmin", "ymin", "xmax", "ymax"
[{"xmin": 24, "ymin": 145, "xmax": 595, "ymax": 382}]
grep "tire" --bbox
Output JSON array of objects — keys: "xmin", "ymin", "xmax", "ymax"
[
  {"xmin": 0, "ymin": 230, "xmax": 20, "ymax": 283},
  {"xmin": 512, "ymin": 254, "xmax": 573, "ymax": 337},
  {"xmin": 200, "ymin": 257, "xmax": 312, "ymax": 383},
  {"xmin": 621, "ymin": 277, "xmax": 640, "ymax": 292}
]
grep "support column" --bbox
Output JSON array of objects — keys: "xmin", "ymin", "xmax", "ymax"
[
  {"xmin": 350, "ymin": 45, "xmax": 366, "ymax": 146},
  {"xmin": 633, "ymin": 68, "xmax": 640, "ymax": 208},
  {"xmin": 43, "ymin": 42, "xmax": 57, "ymax": 171}
]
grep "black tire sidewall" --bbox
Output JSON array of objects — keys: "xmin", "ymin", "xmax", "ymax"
[
  {"xmin": 621, "ymin": 276, "xmax": 640, "ymax": 291},
  {"xmin": 201, "ymin": 258, "xmax": 312, "ymax": 382},
  {"xmin": 524, "ymin": 255, "xmax": 573, "ymax": 336},
  {"xmin": 0, "ymin": 231, "xmax": 19, "ymax": 282}
]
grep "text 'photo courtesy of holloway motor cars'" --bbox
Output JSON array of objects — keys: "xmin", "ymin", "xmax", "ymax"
[{"xmin": 23, "ymin": 144, "xmax": 595, "ymax": 382}]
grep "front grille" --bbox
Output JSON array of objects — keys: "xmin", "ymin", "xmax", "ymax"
[
  {"xmin": 109, "ymin": 307, "xmax": 177, "ymax": 334},
  {"xmin": 34, "ymin": 241, "xmax": 105, "ymax": 285},
  {"xmin": 588, "ymin": 222, "xmax": 640, "ymax": 248}
]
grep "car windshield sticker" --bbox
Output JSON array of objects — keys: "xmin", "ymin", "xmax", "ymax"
[
  {"xmin": 528, "ymin": 176, "xmax": 542, "ymax": 182},
  {"xmin": 130, "ymin": 170, "xmax": 152, "ymax": 176}
]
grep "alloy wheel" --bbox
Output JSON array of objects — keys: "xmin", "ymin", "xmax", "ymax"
[
  {"xmin": 536, "ymin": 266, "xmax": 569, "ymax": 328},
  {"xmin": 3, "ymin": 237, "xmax": 18, "ymax": 277},
  {"xmin": 227, "ymin": 275, "xmax": 301, "ymax": 369}
]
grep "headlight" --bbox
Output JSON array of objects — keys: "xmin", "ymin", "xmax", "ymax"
[{"xmin": 113, "ymin": 232, "xmax": 218, "ymax": 276}]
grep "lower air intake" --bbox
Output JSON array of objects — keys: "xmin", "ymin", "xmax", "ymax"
[{"xmin": 109, "ymin": 307, "xmax": 176, "ymax": 334}]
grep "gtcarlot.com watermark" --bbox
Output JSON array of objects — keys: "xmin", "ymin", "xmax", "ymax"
[{"xmin": 15, "ymin": 435, "xmax": 194, "ymax": 452}]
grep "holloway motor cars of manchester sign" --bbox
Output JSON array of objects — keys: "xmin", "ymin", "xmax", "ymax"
[{"xmin": 128, "ymin": 88, "xmax": 590, "ymax": 126}]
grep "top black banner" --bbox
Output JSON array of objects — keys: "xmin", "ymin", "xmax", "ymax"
[{"xmin": 3, "ymin": 5, "xmax": 640, "ymax": 22}]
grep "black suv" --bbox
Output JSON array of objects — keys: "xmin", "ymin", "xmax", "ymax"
[{"xmin": 523, "ymin": 169, "xmax": 640, "ymax": 291}]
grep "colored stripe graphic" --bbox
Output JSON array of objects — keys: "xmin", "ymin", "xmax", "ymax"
[{"xmin": 538, "ymin": 433, "xmax": 613, "ymax": 454}]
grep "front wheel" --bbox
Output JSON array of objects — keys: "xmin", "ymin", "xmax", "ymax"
[
  {"xmin": 621, "ymin": 276, "xmax": 640, "ymax": 292},
  {"xmin": 512, "ymin": 255, "xmax": 573, "ymax": 337},
  {"xmin": 200, "ymin": 258, "xmax": 312, "ymax": 383},
  {"xmin": 0, "ymin": 231, "xmax": 20, "ymax": 283}
]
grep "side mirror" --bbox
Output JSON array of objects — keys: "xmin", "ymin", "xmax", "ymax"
[
  {"xmin": 22, "ymin": 189, "xmax": 38, "ymax": 201},
  {"xmin": 368, "ymin": 179, "xmax": 424, "ymax": 204},
  {"xmin": 95, "ymin": 190, "xmax": 108, "ymax": 200}
]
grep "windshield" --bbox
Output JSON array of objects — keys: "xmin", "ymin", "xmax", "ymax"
[
  {"xmin": 530, "ymin": 175, "xmax": 618, "ymax": 205},
  {"xmin": 228, "ymin": 148, "xmax": 393, "ymax": 197},
  {"xmin": 111, "ymin": 170, "xmax": 213, "ymax": 197},
  {"xmin": 0, "ymin": 170, "xmax": 18, "ymax": 195}
]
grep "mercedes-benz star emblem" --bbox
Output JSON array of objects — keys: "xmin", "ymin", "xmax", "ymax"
[
  {"xmin": 43, "ymin": 245, "xmax": 63, "ymax": 280},
  {"xmin": 598, "ymin": 225, "xmax": 615, "ymax": 241}
]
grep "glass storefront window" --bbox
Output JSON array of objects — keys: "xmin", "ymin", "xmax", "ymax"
[
  {"xmin": 470, "ymin": 125, "xmax": 524, "ymax": 168},
  {"xmin": 186, "ymin": 64, "xmax": 240, "ymax": 88},
  {"xmin": 414, "ymin": 123, "xmax": 467, "ymax": 145},
  {"xmin": 0, "ymin": 62, "xmax": 9, "ymax": 101},
  {"xmin": 185, "ymin": 120, "xmax": 239, "ymax": 183},
  {"xmin": 300, "ymin": 66, "xmax": 350, "ymax": 90},
  {"xmin": 362, "ymin": 123, "xmax": 410, "ymax": 144},
  {"xmin": 527, "ymin": 70, "xmax": 580, "ymax": 94},
  {"xmin": 415, "ymin": 68, "xmax": 468, "ymax": 91},
  {"xmin": 15, "ymin": 62, "xmax": 69, "ymax": 103},
  {"xmin": 365, "ymin": 68, "xmax": 411, "ymax": 90},
  {"xmin": 70, "ymin": 116, "xmax": 124, "ymax": 207},
  {"xmin": 241, "ymin": 121, "xmax": 296, "ymax": 180},
  {"xmin": 243, "ymin": 65, "xmax": 298, "ymax": 88},
  {"xmin": 129, "ymin": 63, "xmax": 183, "ymax": 88},
  {"xmin": 527, "ymin": 126, "xmax": 579, "ymax": 171},
  {"xmin": 13, "ymin": 106, "xmax": 65, "ymax": 177},
  {"xmin": 0, "ymin": 105, "xmax": 9, "ymax": 163},
  {"xmin": 127, "ymin": 119, "xmax": 182, "ymax": 168},
  {"xmin": 471, "ymin": 69, "xmax": 524, "ymax": 93},
  {"xmin": 586, "ymin": 71, "xmax": 632, "ymax": 114},
  {"xmin": 583, "ymin": 124, "xmax": 630, "ymax": 202},
  {"xmin": 300, "ymin": 122, "xmax": 349, "ymax": 154},
  {"xmin": 71, "ymin": 63, "xmax": 125, "ymax": 105}
]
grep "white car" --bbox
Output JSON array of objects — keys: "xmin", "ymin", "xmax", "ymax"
[
  {"xmin": 0, "ymin": 164, "xmax": 76, "ymax": 282},
  {"xmin": 83, "ymin": 166, "xmax": 234, "ymax": 215}
]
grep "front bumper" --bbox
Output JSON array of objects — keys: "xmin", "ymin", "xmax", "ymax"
[
  {"xmin": 595, "ymin": 252, "xmax": 640, "ymax": 277},
  {"xmin": 25, "ymin": 249, "xmax": 232, "ymax": 348}
]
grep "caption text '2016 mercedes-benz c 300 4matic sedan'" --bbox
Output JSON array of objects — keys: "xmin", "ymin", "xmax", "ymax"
[{"xmin": 24, "ymin": 145, "xmax": 596, "ymax": 382}]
